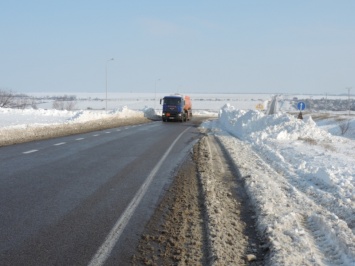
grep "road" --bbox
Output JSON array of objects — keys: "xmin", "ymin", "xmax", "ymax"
[
  {"xmin": 0, "ymin": 119, "xmax": 203, "ymax": 265},
  {"xmin": 266, "ymin": 95, "xmax": 278, "ymax": 115}
]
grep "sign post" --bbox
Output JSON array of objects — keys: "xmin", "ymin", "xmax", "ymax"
[{"xmin": 297, "ymin": 101, "xmax": 306, "ymax": 119}]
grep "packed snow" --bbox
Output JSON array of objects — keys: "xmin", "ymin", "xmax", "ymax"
[{"xmin": 0, "ymin": 93, "xmax": 354, "ymax": 265}]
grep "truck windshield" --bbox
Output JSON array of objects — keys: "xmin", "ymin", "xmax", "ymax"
[{"xmin": 164, "ymin": 98, "xmax": 181, "ymax": 105}]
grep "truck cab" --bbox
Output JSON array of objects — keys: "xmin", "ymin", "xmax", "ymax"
[{"xmin": 160, "ymin": 95, "xmax": 191, "ymax": 122}]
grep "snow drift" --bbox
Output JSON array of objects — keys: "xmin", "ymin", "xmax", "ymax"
[{"xmin": 201, "ymin": 104, "xmax": 355, "ymax": 265}]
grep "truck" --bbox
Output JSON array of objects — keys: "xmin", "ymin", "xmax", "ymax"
[{"xmin": 160, "ymin": 94, "xmax": 192, "ymax": 122}]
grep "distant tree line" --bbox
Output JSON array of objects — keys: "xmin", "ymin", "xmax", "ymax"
[
  {"xmin": 295, "ymin": 98, "xmax": 355, "ymax": 111},
  {"xmin": 0, "ymin": 89, "xmax": 77, "ymax": 110},
  {"xmin": 51, "ymin": 95, "xmax": 77, "ymax": 110},
  {"xmin": 0, "ymin": 89, "xmax": 37, "ymax": 109},
  {"xmin": 51, "ymin": 95, "xmax": 77, "ymax": 101}
]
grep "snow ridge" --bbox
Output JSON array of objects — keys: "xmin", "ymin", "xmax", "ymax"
[{"xmin": 201, "ymin": 105, "xmax": 355, "ymax": 265}]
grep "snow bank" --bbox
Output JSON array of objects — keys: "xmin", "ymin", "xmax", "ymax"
[
  {"xmin": 67, "ymin": 106, "xmax": 145, "ymax": 123},
  {"xmin": 218, "ymin": 103, "xmax": 333, "ymax": 142},
  {"xmin": 0, "ymin": 106, "xmax": 148, "ymax": 130},
  {"xmin": 202, "ymin": 104, "xmax": 355, "ymax": 265},
  {"xmin": 0, "ymin": 107, "xmax": 75, "ymax": 129},
  {"xmin": 0, "ymin": 107, "xmax": 151, "ymax": 146}
]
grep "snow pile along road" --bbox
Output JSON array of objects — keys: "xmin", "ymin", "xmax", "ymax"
[
  {"xmin": 0, "ymin": 107, "xmax": 150, "ymax": 146},
  {"xmin": 201, "ymin": 104, "xmax": 355, "ymax": 265},
  {"xmin": 0, "ymin": 107, "xmax": 76, "ymax": 128},
  {"xmin": 0, "ymin": 106, "xmax": 149, "ymax": 129}
]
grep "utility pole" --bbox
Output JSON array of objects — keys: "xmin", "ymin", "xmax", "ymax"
[
  {"xmin": 347, "ymin": 87, "xmax": 352, "ymax": 116},
  {"xmin": 154, "ymin": 78, "xmax": 160, "ymax": 110},
  {"xmin": 105, "ymin": 58, "xmax": 114, "ymax": 112}
]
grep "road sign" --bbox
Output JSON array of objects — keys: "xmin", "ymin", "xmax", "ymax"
[
  {"xmin": 297, "ymin": 101, "xmax": 306, "ymax": 111},
  {"xmin": 255, "ymin": 103, "xmax": 264, "ymax": 110}
]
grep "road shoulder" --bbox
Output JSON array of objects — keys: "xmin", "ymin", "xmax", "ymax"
[{"xmin": 131, "ymin": 135, "xmax": 266, "ymax": 265}]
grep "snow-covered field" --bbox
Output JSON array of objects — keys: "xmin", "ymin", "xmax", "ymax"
[{"xmin": 1, "ymin": 93, "xmax": 354, "ymax": 265}]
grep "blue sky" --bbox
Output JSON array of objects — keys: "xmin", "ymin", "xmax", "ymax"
[{"xmin": 0, "ymin": 1, "xmax": 354, "ymax": 95}]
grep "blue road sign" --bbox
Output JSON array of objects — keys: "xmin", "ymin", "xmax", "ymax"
[{"xmin": 297, "ymin": 101, "xmax": 306, "ymax": 111}]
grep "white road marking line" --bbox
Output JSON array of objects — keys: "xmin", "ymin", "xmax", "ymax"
[
  {"xmin": 116, "ymin": 129, "xmax": 121, "ymax": 131},
  {"xmin": 93, "ymin": 134, "xmax": 99, "ymax": 137},
  {"xmin": 23, "ymin": 150, "xmax": 38, "ymax": 154},
  {"xmin": 88, "ymin": 127, "xmax": 191, "ymax": 266},
  {"xmin": 54, "ymin": 142, "xmax": 66, "ymax": 146},
  {"xmin": 76, "ymin": 138, "xmax": 85, "ymax": 141},
  {"xmin": 105, "ymin": 132, "xmax": 111, "ymax": 134}
]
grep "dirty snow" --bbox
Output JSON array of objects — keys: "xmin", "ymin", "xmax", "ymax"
[{"xmin": 0, "ymin": 94, "xmax": 354, "ymax": 265}]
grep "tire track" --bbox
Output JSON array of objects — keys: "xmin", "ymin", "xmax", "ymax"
[{"xmin": 302, "ymin": 214, "xmax": 355, "ymax": 265}]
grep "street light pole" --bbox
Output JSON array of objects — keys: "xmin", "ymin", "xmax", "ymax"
[
  {"xmin": 154, "ymin": 78, "xmax": 160, "ymax": 110},
  {"xmin": 347, "ymin": 87, "xmax": 352, "ymax": 116},
  {"xmin": 105, "ymin": 58, "xmax": 114, "ymax": 112}
]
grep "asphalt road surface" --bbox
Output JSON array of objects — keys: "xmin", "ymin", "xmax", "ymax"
[
  {"xmin": 266, "ymin": 95, "xmax": 277, "ymax": 115},
  {"xmin": 0, "ymin": 119, "xmax": 204, "ymax": 265}
]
